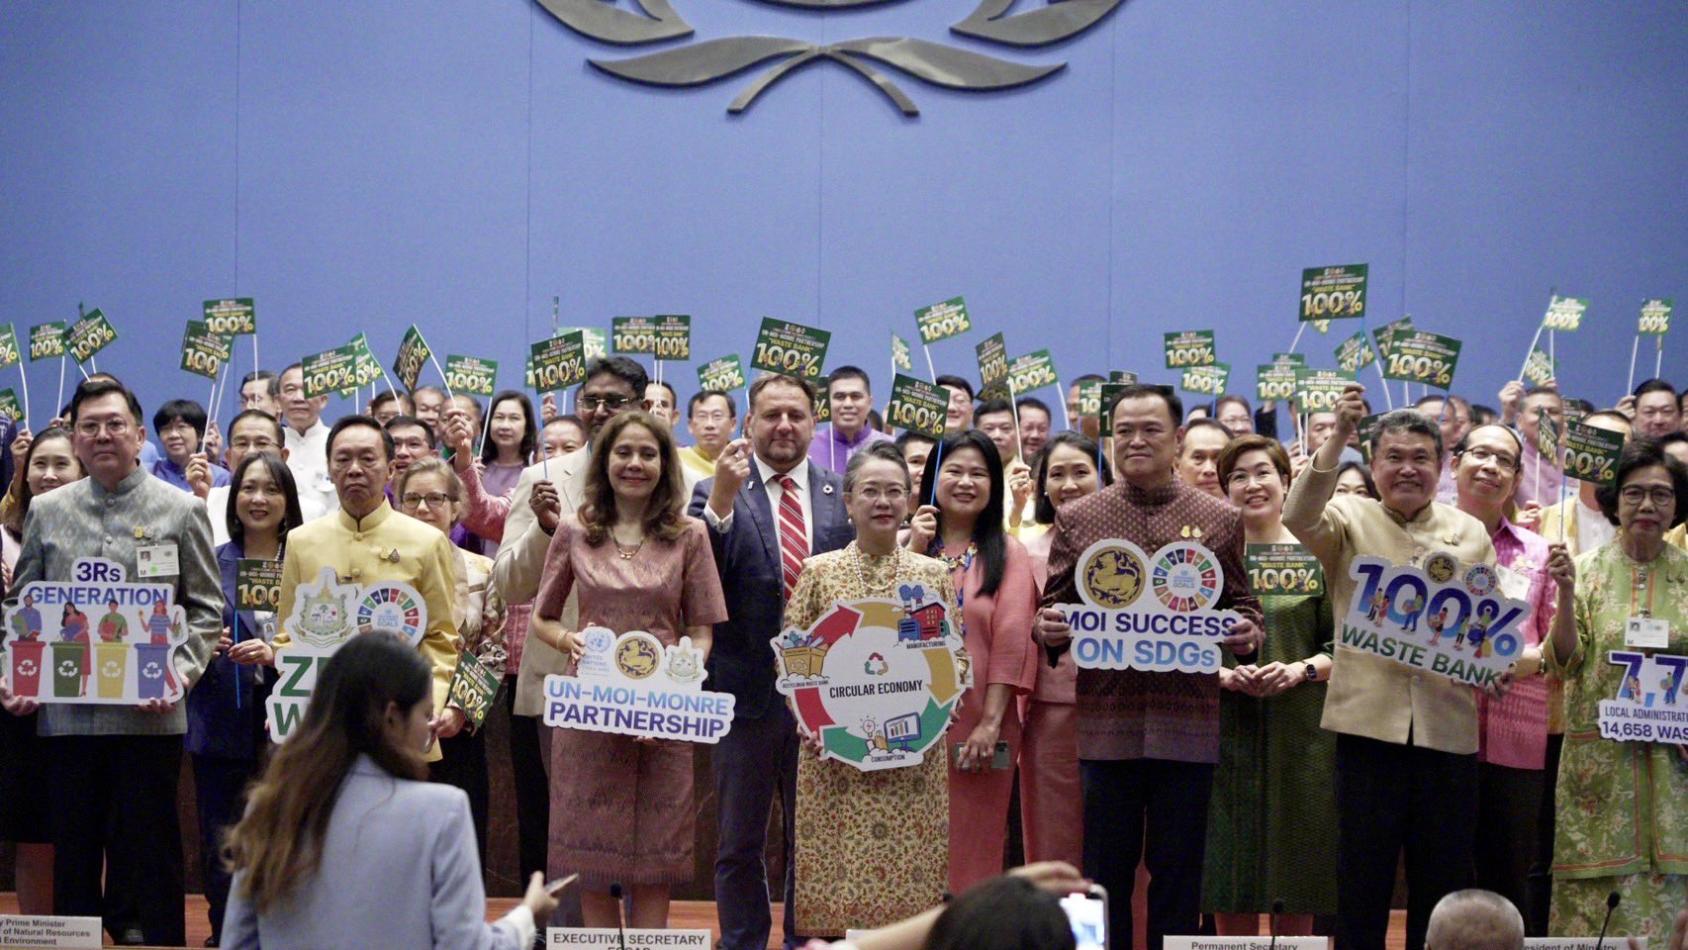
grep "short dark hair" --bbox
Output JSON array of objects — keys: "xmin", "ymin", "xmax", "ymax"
[
  {"xmin": 748, "ymin": 373, "xmax": 816, "ymax": 413},
  {"xmin": 1470, "ymin": 403, "xmax": 1499, "ymax": 426},
  {"xmin": 1015, "ymin": 396, "xmax": 1051, "ymax": 421},
  {"xmin": 973, "ymin": 397, "xmax": 1013, "ymax": 424},
  {"xmin": 1595, "ymin": 439, "xmax": 1688, "ymax": 529},
  {"xmin": 1033, "ymin": 431, "xmax": 1112, "ymax": 525},
  {"xmin": 69, "ymin": 379, "xmax": 143, "ymax": 426},
  {"xmin": 242, "ymin": 369, "xmax": 278, "ymax": 397},
  {"xmin": 152, "ymin": 399, "xmax": 209, "ymax": 440},
  {"xmin": 369, "ymin": 390, "xmax": 409, "ymax": 413},
  {"xmin": 1656, "ymin": 431, "xmax": 1688, "ymax": 454},
  {"xmin": 1452, "ymin": 423, "xmax": 1523, "ymax": 462},
  {"xmin": 826, "ymin": 365, "xmax": 872, "ymax": 395},
  {"xmin": 1105, "ymin": 383, "xmax": 1181, "ymax": 427},
  {"xmin": 843, "ymin": 440, "xmax": 909, "ymax": 493},
  {"xmin": 1582, "ymin": 410, "xmax": 1632, "ymax": 432},
  {"xmin": 1214, "ymin": 394, "xmax": 1251, "ymax": 417},
  {"xmin": 935, "ymin": 374, "xmax": 975, "ymax": 400},
  {"xmin": 411, "ymin": 384, "xmax": 446, "ymax": 402},
  {"xmin": 648, "ymin": 380, "xmax": 677, "ymax": 406},
  {"xmin": 546, "ymin": 414, "xmax": 587, "ymax": 435},
  {"xmin": 383, "ymin": 414, "xmax": 437, "ymax": 449},
  {"xmin": 895, "ymin": 429, "xmax": 935, "ymax": 451},
  {"xmin": 1370, "ymin": 408, "xmax": 1443, "ymax": 458},
  {"xmin": 925, "ymin": 875, "xmax": 1075, "ymax": 950},
  {"xmin": 226, "ymin": 453, "xmax": 304, "ymax": 549},
  {"xmin": 229, "ymin": 408, "xmax": 284, "ymax": 445},
  {"xmin": 1183, "ymin": 417, "xmax": 1234, "ymax": 443},
  {"xmin": 687, "ymin": 389, "xmax": 736, "ymax": 419},
  {"xmin": 1070, "ymin": 372, "xmax": 1105, "ymax": 386},
  {"xmin": 584, "ymin": 357, "xmax": 649, "ymax": 399},
  {"xmin": 1633, "ymin": 378, "xmax": 1679, "ymax": 400},
  {"xmin": 327, "ymin": 414, "xmax": 394, "ymax": 461}
]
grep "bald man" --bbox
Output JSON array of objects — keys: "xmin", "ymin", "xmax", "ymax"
[{"xmin": 1425, "ymin": 890, "xmax": 1524, "ymax": 950}]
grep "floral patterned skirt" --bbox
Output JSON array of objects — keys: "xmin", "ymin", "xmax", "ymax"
[
  {"xmin": 792, "ymin": 744, "xmax": 949, "ymax": 936},
  {"xmin": 1552, "ymin": 873, "xmax": 1687, "ymax": 941}
]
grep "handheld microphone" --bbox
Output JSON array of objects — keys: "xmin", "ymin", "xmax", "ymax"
[
  {"xmin": 1594, "ymin": 891, "xmax": 1620, "ymax": 950},
  {"xmin": 609, "ymin": 882, "xmax": 627, "ymax": 950},
  {"xmin": 1270, "ymin": 898, "xmax": 1285, "ymax": 950}
]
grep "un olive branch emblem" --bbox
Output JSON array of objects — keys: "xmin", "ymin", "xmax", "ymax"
[{"xmin": 538, "ymin": 0, "xmax": 1125, "ymax": 116}]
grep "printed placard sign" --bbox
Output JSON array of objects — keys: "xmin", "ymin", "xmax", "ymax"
[
  {"xmin": 975, "ymin": 332, "xmax": 1009, "ymax": 398},
  {"xmin": 1163, "ymin": 330, "xmax": 1216, "ymax": 369},
  {"xmin": 1334, "ymin": 329, "xmax": 1377, "ymax": 373},
  {"xmin": 652, "ymin": 314, "xmax": 691, "ymax": 361},
  {"xmin": 0, "ymin": 915, "xmax": 104, "ymax": 948},
  {"xmin": 1109, "ymin": 370, "xmax": 1139, "ymax": 383},
  {"xmin": 696, "ymin": 354, "xmax": 747, "ymax": 393},
  {"xmin": 1272, "ymin": 352, "xmax": 1307, "ymax": 367},
  {"xmin": 611, "ymin": 316, "xmax": 656, "ymax": 355},
  {"xmin": 529, "ymin": 332, "xmax": 587, "ymax": 394},
  {"xmin": 1257, "ymin": 364, "xmax": 1297, "ymax": 403},
  {"xmin": 1179, "ymin": 362, "xmax": 1230, "ymax": 397},
  {"xmin": 300, "ymin": 345, "xmax": 359, "ymax": 399},
  {"xmin": 1164, "ymin": 939, "xmax": 1328, "ymax": 950},
  {"xmin": 443, "ymin": 355, "xmax": 498, "ymax": 397},
  {"xmin": 447, "ymin": 650, "xmax": 501, "ymax": 733},
  {"xmin": 1543, "ymin": 295, "xmax": 1589, "ymax": 332},
  {"xmin": 1245, "ymin": 544, "xmax": 1325, "ymax": 597},
  {"xmin": 1057, "ymin": 539, "xmax": 1241, "ymax": 674},
  {"xmin": 180, "ymin": 321, "xmax": 231, "ymax": 380},
  {"xmin": 1597, "ymin": 651, "xmax": 1688, "ymax": 743},
  {"xmin": 0, "ymin": 390, "xmax": 22, "ymax": 424},
  {"xmin": 1535, "ymin": 414, "xmax": 1560, "ymax": 464},
  {"xmin": 1340, "ymin": 554, "xmax": 1531, "ymax": 690},
  {"xmin": 885, "ymin": 374, "xmax": 948, "ymax": 438},
  {"xmin": 0, "ymin": 324, "xmax": 20, "ymax": 371},
  {"xmin": 68, "ymin": 310, "xmax": 117, "ymax": 363},
  {"xmin": 914, "ymin": 296, "xmax": 971, "ymax": 345},
  {"xmin": 268, "ymin": 568, "xmax": 428, "ymax": 743},
  {"xmin": 558, "ymin": 326, "xmax": 608, "ymax": 361},
  {"xmin": 2, "ymin": 559, "xmax": 191, "ymax": 706},
  {"xmin": 1382, "ymin": 331, "xmax": 1462, "ymax": 389},
  {"xmin": 1005, "ymin": 350, "xmax": 1058, "ymax": 396},
  {"xmin": 543, "ymin": 628, "xmax": 734, "ymax": 744},
  {"xmin": 347, "ymin": 333, "xmax": 384, "ymax": 389},
  {"xmin": 1638, "ymin": 298, "xmax": 1673, "ymax": 336},
  {"xmin": 1371, "ymin": 316, "xmax": 1414, "ymax": 360},
  {"xmin": 29, "ymin": 322, "xmax": 66, "ymax": 362},
  {"xmin": 772, "ymin": 588, "xmax": 969, "ymax": 772},
  {"xmin": 750, "ymin": 318, "xmax": 830, "ymax": 380},
  {"xmin": 202, "ymin": 298, "xmax": 256, "ymax": 337},
  {"xmin": 1098, "ymin": 382, "xmax": 1131, "ymax": 430},
  {"xmin": 813, "ymin": 387, "xmax": 830, "ymax": 424},
  {"xmin": 1522, "ymin": 345, "xmax": 1557, "ymax": 387},
  {"xmin": 1076, "ymin": 379, "xmax": 1103, "ymax": 419},
  {"xmin": 1561, "ymin": 420, "xmax": 1624, "ymax": 486},
  {"xmin": 1523, "ymin": 940, "xmax": 1648, "ymax": 950},
  {"xmin": 1293, "ymin": 368, "xmax": 1356, "ymax": 414},
  {"xmin": 1300, "ymin": 264, "xmax": 1368, "ymax": 321},
  {"xmin": 891, "ymin": 333, "xmax": 913, "ymax": 372},
  {"xmin": 392, "ymin": 325, "xmax": 431, "ymax": 392},
  {"xmin": 235, "ymin": 559, "xmax": 283, "ymax": 612},
  {"xmin": 546, "ymin": 929, "xmax": 712, "ymax": 949}
]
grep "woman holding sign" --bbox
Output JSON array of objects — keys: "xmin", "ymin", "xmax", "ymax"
[
  {"xmin": 192, "ymin": 452, "xmax": 302, "ymax": 944},
  {"xmin": 907, "ymin": 429, "xmax": 1040, "ymax": 894},
  {"xmin": 785, "ymin": 441, "xmax": 958, "ymax": 936},
  {"xmin": 1543, "ymin": 440, "xmax": 1688, "ymax": 940},
  {"xmin": 1202, "ymin": 434, "xmax": 1337, "ymax": 933},
  {"xmin": 529, "ymin": 411, "xmax": 727, "ymax": 928}
]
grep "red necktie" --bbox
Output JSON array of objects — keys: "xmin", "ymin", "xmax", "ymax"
[{"xmin": 777, "ymin": 475, "xmax": 807, "ymax": 598}]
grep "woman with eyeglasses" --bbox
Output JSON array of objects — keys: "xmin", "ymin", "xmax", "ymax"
[
  {"xmin": 784, "ymin": 441, "xmax": 958, "ymax": 938},
  {"xmin": 1018, "ymin": 432, "xmax": 1110, "ymax": 869},
  {"xmin": 1543, "ymin": 440, "xmax": 1688, "ymax": 939},
  {"xmin": 1202, "ymin": 434, "xmax": 1337, "ymax": 935},
  {"xmin": 185, "ymin": 453, "xmax": 303, "ymax": 945},
  {"xmin": 394, "ymin": 456, "xmax": 508, "ymax": 863},
  {"xmin": 0, "ymin": 426, "xmax": 84, "ymax": 915},
  {"xmin": 906, "ymin": 429, "xmax": 1039, "ymax": 895}
]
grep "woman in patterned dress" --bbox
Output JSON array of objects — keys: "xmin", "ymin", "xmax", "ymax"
[
  {"xmin": 529, "ymin": 411, "xmax": 728, "ymax": 929},
  {"xmin": 1544, "ymin": 440, "xmax": 1688, "ymax": 940},
  {"xmin": 784, "ymin": 441, "xmax": 958, "ymax": 937}
]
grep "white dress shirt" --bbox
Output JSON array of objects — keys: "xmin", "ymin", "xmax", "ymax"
[{"xmin": 283, "ymin": 420, "xmax": 339, "ymax": 520}]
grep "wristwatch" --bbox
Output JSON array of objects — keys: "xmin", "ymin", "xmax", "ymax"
[{"xmin": 1303, "ymin": 663, "xmax": 1318, "ymax": 683}]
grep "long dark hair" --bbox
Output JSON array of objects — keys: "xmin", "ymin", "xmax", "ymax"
[
  {"xmin": 222, "ymin": 633, "xmax": 431, "ymax": 914},
  {"xmin": 579, "ymin": 412, "xmax": 688, "ymax": 546},
  {"xmin": 479, "ymin": 390, "xmax": 537, "ymax": 466},
  {"xmin": 1033, "ymin": 431, "xmax": 1112, "ymax": 526},
  {"xmin": 226, "ymin": 453, "xmax": 305, "ymax": 552},
  {"xmin": 920, "ymin": 429, "xmax": 1007, "ymax": 597},
  {"xmin": 3, "ymin": 426, "xmax": 83, "ymax": 536},
  {"xmin": 926, "ymin": 875, "xmax": 1075, "ymax": 950}
]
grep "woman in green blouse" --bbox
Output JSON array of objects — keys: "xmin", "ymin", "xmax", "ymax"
[{"xmin": 1545, "ymin": 440, "xmax": 1688, "ymax": 940}]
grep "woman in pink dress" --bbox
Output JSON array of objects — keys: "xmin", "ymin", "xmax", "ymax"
[
  {"xmin": 907, "ymin": 429, "xmax": 1039, "ymax": 894},
  {"xmin": 529, "ymin": 411, "xmax": 727, "ymax": 929}
]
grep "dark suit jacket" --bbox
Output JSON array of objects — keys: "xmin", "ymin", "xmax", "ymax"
[{"xmin": 689, "ymin": 461, "xmax": 853, "ymax": 720}]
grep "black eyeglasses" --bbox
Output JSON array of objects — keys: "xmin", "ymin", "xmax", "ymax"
[{"xmin": 578, "ymin": 395, "xmax": 632, "ymax": 412}]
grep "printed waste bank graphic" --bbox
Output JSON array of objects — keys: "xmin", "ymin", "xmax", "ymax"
[
  {"xmin": 1598, "ymin": 651, "xmax": 1688, "ymax": 743},
  {"xmin": 772, "ymin": 587, "xmax": 970, "ymax": 771},
  {"xmin": 1339, "ymin": 554, "xmax": 1532, "ymax": 690},
  {"xmin": 3, "ymin": 559, "xmax": 190, "ymax": 705},
  {"xmin": 267, "ymin": 568, "xmax": 428, "ymax": 742},
  {"xmin": 1056, "ymin": 539, "xmax": 1240, "ymax": 674},
  {"xmin": 543, "ymin": 628, "xmax": 735, "ymax": 744}
]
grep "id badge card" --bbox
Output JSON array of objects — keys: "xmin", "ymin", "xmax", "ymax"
[
  {"xmin": 1625, "ymin": 615, "xmax": 1671, "ymax": 650},
  {"xmin": 136, "ymin": 543, "xmax": 179, "ymax": 579}
]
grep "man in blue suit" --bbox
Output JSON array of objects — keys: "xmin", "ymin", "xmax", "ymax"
[{"xmin": 689, "ymin": 373, "xmax": 853, "ymax": 950}]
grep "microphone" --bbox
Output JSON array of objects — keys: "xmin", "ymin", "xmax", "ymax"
[
  {"xmin": 609, "ymin": 882, "xmax": 627, "ymax": 950},
  {"xmin": 1270, "ymin": 898, "xmax": 1285, "ymax": 950},
  {"xmin": 1594, "ymin": 891, "xmax": 1620, "ymax": 950}
]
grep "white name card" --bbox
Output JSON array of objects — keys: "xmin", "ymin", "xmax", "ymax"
[
  {"xmin": 0, "ymin": 916, "xmax": 103, "ymax": 949},
  {"xmin": 546, "ymin": 928, "xmax": 713, "ymax": 948},
  {"xmin": 1526, "ymin": 940, "xmax": 1646, "ymax": 950},
  {"xmin": 1165, "ymin": 938, "xmax": 1330, "ymax": 950}
]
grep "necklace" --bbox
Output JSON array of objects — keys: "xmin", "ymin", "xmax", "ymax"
[
  {"xmin": 934, "ymin": 540, "xmax": 977, "ymax": 573},
  {"xmin": 854, "ymin": 543, "xmax": 902, "ymax": 595},
  {"xmin": 612, "ymin": 528, "xmax": 646, "ymax": 560}
]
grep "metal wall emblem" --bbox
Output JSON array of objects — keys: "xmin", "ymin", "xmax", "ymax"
[{"xmin": 537, "ymin": 0, "xmax": 1125, "ymax": 116}]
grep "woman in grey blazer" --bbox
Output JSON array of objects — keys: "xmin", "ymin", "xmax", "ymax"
[{"xmin": 220, "ymin": 633, "xmax": 557, "ymax": 949}]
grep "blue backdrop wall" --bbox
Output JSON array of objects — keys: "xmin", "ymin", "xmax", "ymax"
[{"xmin": 2, "ymin": 0, "xmax": 1683, "ymax": 430}]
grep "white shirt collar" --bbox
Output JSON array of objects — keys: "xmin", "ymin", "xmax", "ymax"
[{"xmin": 755, "ymin": 455, "xmax": 808, "ymax": 493}]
